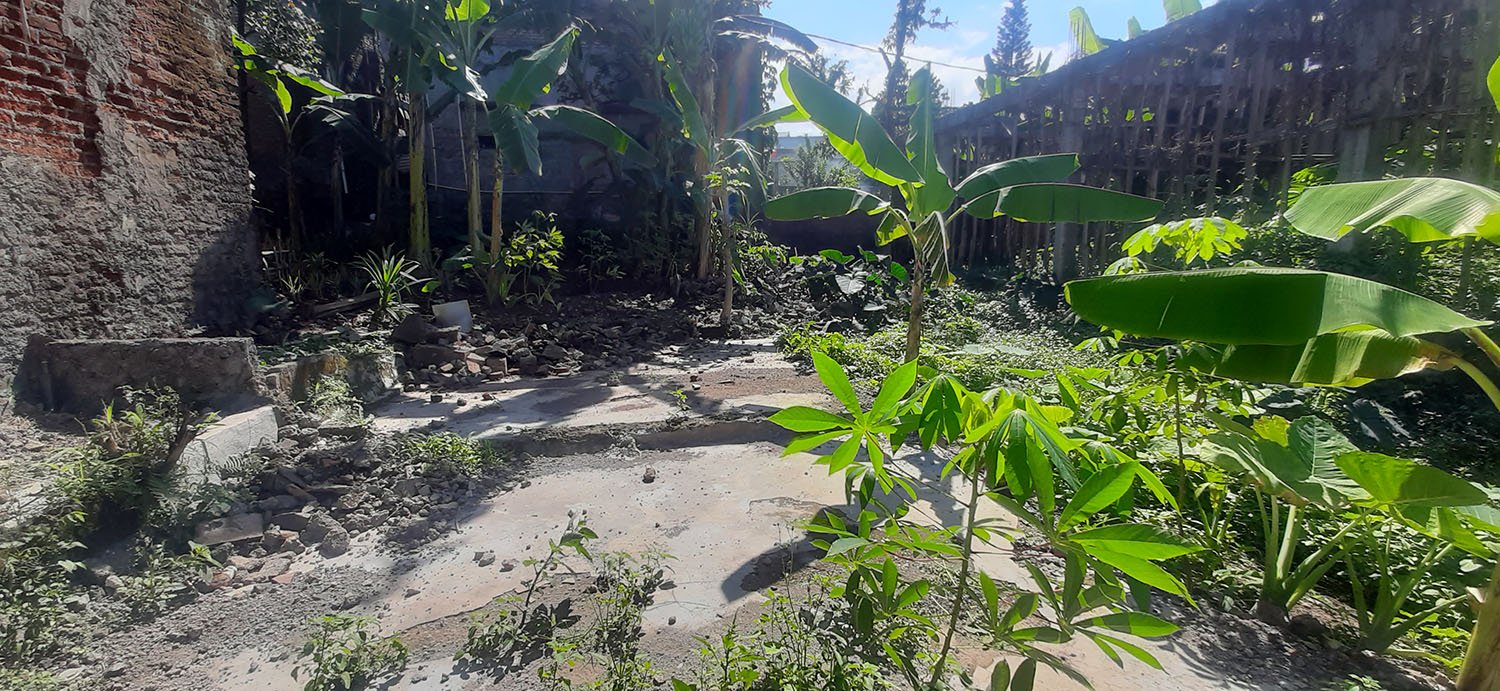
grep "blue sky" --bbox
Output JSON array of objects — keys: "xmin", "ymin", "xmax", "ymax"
[{"xmin": 764, "ymin": 0, "xmax": 1216, "ymax": 133}]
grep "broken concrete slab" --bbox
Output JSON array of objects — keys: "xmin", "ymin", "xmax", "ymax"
[
  {"xmin": 16, "ymin": 337, "xmax": 264, "ymax": 414},
  {"xmin": 179, "ymin": 405, "xmax": 280, "ymax": 484},
  {"xmin": 260, "ymin": 349, "xmax": 399, "ymax": 405},
  {"xmin": 194, "ymin": 513, "xmax": 264, "ymax": 546},
  {"xmin": 370, "ymin": 339, "xmax": 831, "ymax": 441}
]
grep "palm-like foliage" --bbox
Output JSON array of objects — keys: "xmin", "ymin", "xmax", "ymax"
[{"xmin": 767, "ymin": 62, "xmax": 1161, "ymax": 361}]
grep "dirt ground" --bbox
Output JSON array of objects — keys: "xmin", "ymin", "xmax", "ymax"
[{"xmin": 11, "ymin": 339, "xmax": 1458, "ymax": 691}]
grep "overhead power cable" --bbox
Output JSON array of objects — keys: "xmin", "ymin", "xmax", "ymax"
[{"xmin": 799, "ymin": 30, "xmax": 989, "ymax": 74}]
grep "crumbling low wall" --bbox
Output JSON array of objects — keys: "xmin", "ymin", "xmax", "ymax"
[{"xmin": 17, "ymin": 337, "xmax": 263, "ymax": 415}]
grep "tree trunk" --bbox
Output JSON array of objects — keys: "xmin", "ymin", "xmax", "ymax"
[
  {"xmin": 487, "ymin": 148, "xmax": 505, "ymax": 306},
  {"xmin": 692, "ymin": 149, "xmax": 713, "ymax": 279},
  {"xmin": 330, "ymin": 144, "xmax": 345, "ymax": 236},
  {"xmin": 1458, "ymin": 565, "xmax": 1500, "ymax": 691},
  {"xmin": 375, "ymin": 69, "xmax": 400, "ymax": 245},
  {"xmin": 720, "ymin": 213, "xmax": 734, "ymax": 328},
  {"xmin": 284, "ymin": 134, "xmax": 303, "ymax": 255},
  {"xmin": 490, "ymin": 148, "xmax": 505, "ymax": 258},
  {"xmin": 904, "ymin": 263, "xmax": 925, "ymax": 362},
  {"xmin": 408, "ymin": 93, "xmax": 430, "ymax": 267},
  {"xmin": 463, "ymin": 99, "xmax": 482, "ymax": 253}
]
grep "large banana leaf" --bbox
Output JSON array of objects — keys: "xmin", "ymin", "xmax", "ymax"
[
  {"xmin": 532, "ymin": 105, "xmax": 651, "ymax": 167},
  {"xmin": 1336, "ymin": 452, "xmax": 1489, "ymax": 508},
  {"xmin": 1285, "ymin": 178, "xmax": 1500, "ymax": 244},
  {"xmin": 490, "ymin": 103, "xmax": 541, "ymax": 175},
  {"xmin": 493, "ymin": 26, "xmax": 578, "ymax": 108},
  {"xmin": 1200, "ymin": 332, "xmax": 1451, "ymax": 387},
  {"xmin": 733, "ymin": 105, "xmax": 805, "ymax": 134},
  {"xmin": 1065, "ymin": 267, "xmax": 1489, "ymax": 345},
  {"xmin": 1198, "ymin": 417, "xmax": 1360, "ymax": 508},
  {"xmin": 765, "ymin": 187, "xmax": 887, "ymax": 220},
  {"xmin": 661, "ymin": 51, "xmax": 710, "ymax": 149},
  {"xmin": 781, "ymin": 64, "xmax": 922, "ymax": 187},
  {"xmin": 903, "ymin": 67, "xmax": 955, "ymax": 218},
  {"xmin": 913, "ymin": 211, "xmax": 954, "ymax": 286},
  {"xmin": 444, "ymin": 0, "xmax": 490, "ymax": 22},
  {"xmin": 1069, "ymin": 7, "xmax": 1108, "ymax": 57},
  {"xmin": 965, "ymin": 183, "xmax": 1162, "ymax": 222},
  {"xmin": 1489, "ymin": 55, "xmax": 1500, "ymax": 113},
  {"xmin": 715, "ymin": 14, "xmax": 819, "ymax": 53},
  {"xmin": 1162, "ymin": 0, "xmax": 1202, "ymax": 21},
  {"xmin": 953, "ymin": 154, "xmax": 1079, "ymax": 200}
]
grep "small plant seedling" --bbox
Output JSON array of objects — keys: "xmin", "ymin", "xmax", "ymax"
[{"xmin": 294, "ymin": 614, "xmax": 408, "ymax": 691}]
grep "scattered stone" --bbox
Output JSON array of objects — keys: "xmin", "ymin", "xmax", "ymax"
[
  {"xmin": 254, "ymin": 557, "xmax": 292, "ymax": 582},
  {"xmin": 474, "ymin": 550, "xmax": 496, "ymax": 567},
  {"xmin": 270, "ymin": 510, "xmax": 313, "ymax": 532},
  {"xmin": 642, "ymin": 467, "xmax": 658, "ymax": 484},
  {"xmin": 430, "ymin": 393, "xmax": 444, "ymax": 403},
  {"xmin": 103, "ymin": 574, "xmax": 125, "ymax": 593},
  {"xmin": 542, "ymin": 343, "xmax": 570, "ymax": 361},
  {"xmin": 255, "ymin": 494, "xmax": 301, "ymax": 513},
  {"xmin": 261, "ymin": 529, "xmax": 296, "ymax": 552},
  {"xmin": 319, "ymin": 524, "xmax": 351, "ymax": 557},
  {"xmin": 195, "ymin": 513, "xmax": 265, "ymax": 546},
  {"xmin": 404, "ymin": 587, "xmax": 421, "ymax": 598},
  {"xmin": 499, "ymin": 559, "xmax": 517, "ymax": 572},
  {"xmin": 167, "ymin": 625, "xmax": 203, "ymax": 643},
  {"xmin": 303, "ymin": 513, "xmax": 340, "ymax": 544},
  {"xmin": 391, "ymin": 314, "xmax": 438, "ymax": 345},
  {"xmin": 407, "ymin": 343, "xmax": 465, "ymax": 369},
  {"xmin": 668, "ymin": 616, "xmax": 677, "ymax": 626},
  {"xmin": 319, "ymin": 422, "xmax": 369, "ymax": 440}
]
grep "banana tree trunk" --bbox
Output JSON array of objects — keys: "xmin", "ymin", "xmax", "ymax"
[
  {"xmin": 330, "ymin": 144, "xmax": 345, "ymax": 236},
  {"xmin": 720, "ymin": 211, "xmax": 734, "ymax": 328},
  {"xmin": 692, "ymin": 146, "xmax": 713, "ymax": 279},
  {"xmin": 904, "ymin": 262, "xmax": 925, "ymax": 362},
  {"xmin": 463, "ymin": 99, "xmax": 482, "ymax": 253},
  {"xmin": 486, "ymin": 148, "xmax": 505, "ymax": 306},
  {"xmin": 408, "ymin": 92, "xmax": 430, "ymax": 267},
  {"xmin": 376, "ymin": 66, "xmax": 400, "ymax": 245},
  {"xmin": 283, "ymin": 131, "xmax": 303, "ymax": 255},
  {"xmin": 490, "ymin": 148, "xmax": 504, "ymax": 258},
  {"xmin": 1459, "ymin": 566, "xmax": 1500, "ymax": 691}
]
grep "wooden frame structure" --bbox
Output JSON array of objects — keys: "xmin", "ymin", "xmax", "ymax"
[{"xmin": 935, "ymin": 0, "xmax": 1499, "ymax": 282}]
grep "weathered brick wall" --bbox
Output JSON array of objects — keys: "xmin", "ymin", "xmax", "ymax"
[{"xmin": 0, "ymin": 0, "xmax": 257, "ymax": 390}]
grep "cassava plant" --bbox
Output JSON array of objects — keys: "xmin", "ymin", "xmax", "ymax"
[
  {"xmin": 766, "ymin": 62, "xmax": 1162, "ymax": 362},
  {"xmin": 768, "ymin": 353, "xmax": 1199, "ymax": 689}
]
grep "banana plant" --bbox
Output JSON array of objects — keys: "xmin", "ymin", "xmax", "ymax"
[
  {"xmin": 478, "ymin": 25, "xmax": 650, "ymax": 305},
  {"xmin": 1064, "ymin": 239, "xmax": 1500, "ymax": 686},
  {"xmin": 766, "ymin": 62, "xmax": 1162, "ymax": 362},
  {"xmin": 657, "ymin": 49, "xmax": 792, "ymax": 327},
  {"xmin": 232, "ymin": 31, "xmax": 365, "ymax": 255},
  {"xmin": 362, "ymin": 0, "xmax": 488, "ymax": 267}
]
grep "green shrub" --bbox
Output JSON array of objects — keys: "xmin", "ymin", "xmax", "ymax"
[
  {"xmin": 303, "ymin": 378, "xmax": 367, "ymax": 427},
  {"xmin": 401, "ymin": 433, "xmax": 501, "ymax": 474},
  {"xmin": 294, "ymin": 614, "xmax": 408, "ymax": 691}
]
